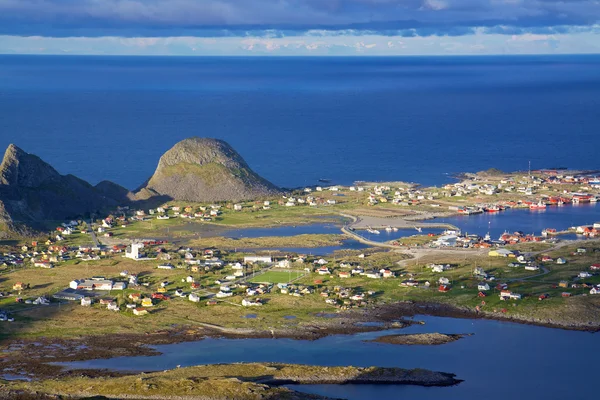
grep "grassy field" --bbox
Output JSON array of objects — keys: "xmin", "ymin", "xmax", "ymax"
[
  {"xmin": 249, "ymin": 270, "xmax": 306, "ymax": 284},
  {"xmin": 189, "ymin": 234, "xmax": 344, "ymax": 250}
]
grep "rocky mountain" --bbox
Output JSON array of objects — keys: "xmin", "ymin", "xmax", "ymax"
[
  {"xmin": 135, "ymin": 137, "xmax": 280, "ymax": 202},
  {"xmin": 0, "ymin": 144, "xmax": 131, "ymax": 236}
]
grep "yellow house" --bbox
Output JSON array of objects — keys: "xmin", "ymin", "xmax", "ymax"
[
  {"xmin": 488, "ymin": 249, "xmax": 513, "ymax": 257},
  {"xmin": 141, "ymin": 298, "xmax": 153, "ymax": 307},
  {"xmin": 157, "ymin": 287, "xmax": 167, "ymax": 293}
]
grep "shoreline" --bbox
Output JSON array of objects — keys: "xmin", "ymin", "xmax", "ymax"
[{"xmin": 1, "ymin": 299, "xmax": 596, "ymax": 381}]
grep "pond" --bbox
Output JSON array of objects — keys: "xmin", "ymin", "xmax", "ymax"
[{"xmin": 57, "ymin": 316, "xmax": 597, "ymax": 400}]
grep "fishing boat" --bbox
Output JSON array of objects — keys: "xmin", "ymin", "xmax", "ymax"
[
  {"xmin": 367, "ymin": 228, "xmax": 380, "ymax": 235},
  {"xmin": 414, "ymin": 226, "xmax": 423, "ymax": 233},
  {"xmin": 485, "ymin": 205, "xmax": 500, "ymax": 213},
  {"xmin": 530, "ymin": 201, "xmax": 547, "ymax": 210},
  {"xmin": 392, "ymin": 227, "xmax": 398, "ymax": 232},
  {"xmin": 385, "ymin": 226, "xmax": 393, "ymax": 232}
]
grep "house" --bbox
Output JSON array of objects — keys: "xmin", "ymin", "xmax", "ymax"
[
  {"xmin": 558, "ymin": 280, "xmax": 569, "ymax": 288},
  {"xmin": 107, "ymin": 302, "xmax": 119, "ymax": 311},
  {"xmin": 80, "ymin": 297, "xmax": 92, "ymax": 306},
  {"xmin": 216, "ymin": 291, "xmax": 233, "ymax": 298},
  {"xmin": 489, "ymin": 249, "xmax": 514, "ymax": 257},
  {"xmin": 157, "ymin": 263, "xmax": 174, "ymax": 270},
  {"xmin": 496, "ymin": 283, "xmax": 508, "ymax": 290},
  {"xmin": 590, "ymin": 287, "xmax": 600, "ymax": 295},
  {"xmin": 242, "ymin": 298, "xmax": 262, "ymax": 307},
  {"xmin": 438, "ymin": 277, "xmax": 450, "ymax": 285},
  {"xmin": 128, "ymin": 293, "xmax": 141, "ymax": 302},
  {"xmin": 133, "ymin": 308, "xmax": 148, "ymax": 316},
  {"xmin": 76, "ymin": 279, "xmax": 113, "ymax": 291},
  {"xmin": 112, "ymin": 282, "xmax": 127, "ymax": 290},
  {"xmin": 525, "ymin": 265, "xmax": 540, "ymax": 271},
  {"xmin": 243, "ymin": 256, "xmax": 272, "ymax": 264},
  {"xmin": 561, "ymin": 292, "xmax": 571, "ymax": 298},
  {"xmin": 590, "ymin": 264, "xmax": 600, "ymax": 271},
  {"xmin": 579, "ymin": 271, "xmax": 593, "ymax": 279},
  {"xmin": 478, "ymin": 283, "xmax": 490, "ymax": 291},
  {"xmin": 500, "ymin": 290, "xmax": 521, "ymax": 300},
  {"xmin": 380, "ymin": 269, "xmax": 395, "ymax": 278},
  {"xmin": 12, "ymin": 282, "xmax": 24, "ymax": 291},
  {"xmin": 141, "ymin": 298, "xmax": 153, "ymax": 307},
  {"xmin": 188, "ymin": 293, "xmax": 200, "ymax": 302},
  {"xmin": 339, "ymin": 271, "xmax": 350, "ymax": 279},
  {"xmin": 438, "ymin": 285, "xmax": 450, "ymax": 292},
  {"xmin": 365, "ymin": 271, "xmax": 381, "ymax": 279},
  {"xmin": 317, "ymin": 266, "xmax": 330, "ymax": 275},
  {"xmin": 556, "ymin": 258, "xmax": 567, "ymax": 265},
  {"xmin": 233, "ymin": 204, "xmax": 243, "ymax": 211}
]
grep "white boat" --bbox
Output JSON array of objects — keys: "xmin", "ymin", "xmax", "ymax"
[
  {"xmin": 367, "ymin": 228, "xmax": 380, "ymax": 235},
  {"xmin": 414, "ymin": 226, "xmax": 423, "ymax": 233},
  {"xmin": 385, "ymin": 227, "xmax": 393, "ymax": 232},
  {"xmin": 392, "ymin": 227, "xmax": 398, "ymax": 232}
]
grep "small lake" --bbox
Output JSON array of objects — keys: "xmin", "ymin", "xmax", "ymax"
[{"xmin": 57, "ymin": 316, "xmax": 597, "ymax": 400}]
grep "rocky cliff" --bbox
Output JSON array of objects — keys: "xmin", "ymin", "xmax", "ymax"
[
  {"xmin": 136, "ymin": 137, "xmax": 279, "ymax": 202},
  {"xmin": 0, "ymin": 144, "xmax": 131, "ymax": 235}
]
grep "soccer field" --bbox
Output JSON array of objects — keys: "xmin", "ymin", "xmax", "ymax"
[{"xmin": 248, "ymin": 270, "xmax": 305, "ymax": 284}]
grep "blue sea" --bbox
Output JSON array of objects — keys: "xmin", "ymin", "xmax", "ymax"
[{"xmin": 0, "ymin": 55, "xmax": 599, "ymax": 190}]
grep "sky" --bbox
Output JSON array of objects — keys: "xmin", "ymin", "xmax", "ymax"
[{"xmin": 0, "ymin": 0, "xmax": 599, "ymax": 55}]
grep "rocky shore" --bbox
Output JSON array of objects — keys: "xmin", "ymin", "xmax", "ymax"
[{"xmin": 2, "ymin": 363, "xmax": 462, "ymax": 400}]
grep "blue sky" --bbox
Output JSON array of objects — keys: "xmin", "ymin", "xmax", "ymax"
[{"xmin": 0, "ymin": 0, "xmax": 599, "ymax": 55}]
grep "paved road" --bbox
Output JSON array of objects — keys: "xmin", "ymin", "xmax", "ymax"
[{"xmin": 88, "ymin": 218, "xmax": 101, "ymax": 248}]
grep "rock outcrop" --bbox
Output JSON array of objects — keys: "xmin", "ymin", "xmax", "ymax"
[
  {"xmin": 0, "ymin": 144, "xmax": 131, "ymax": 235},
  {"xmin": 136, "ymin": 137, "xmax": 279, "ymax": 202}
]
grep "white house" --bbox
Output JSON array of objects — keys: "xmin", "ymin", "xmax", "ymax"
[
  {"xmin": 438, "ymin": 277, "xmax": 450, "ymax": 285},
  {"xmin": 188, "ymin": 293, "xmax": 200, "ymax": 302},
  {"xmin": 80, "ymin": 297, "xmax": 92, "ymax": 307},
  {"xmin": 125, "ymin": 243, "xmax": 144, "ymax": 260},
  {"xmin": 579, "ymin": 271, "xmax": 592, "ymax": 279},
  {"xmin": 478, "ymin": 283, "xmax": 490, "ymax": 291},
  {"xmin": 317, "ymin": 267, "xmax": 331, "ymax": 275},
  {"xmin": 590, "ymin": 287, "xmax": 600, "ymax": 295},
  {"xmin": 244, "ymin": 256, "xmax": 272, "ymax": 264},
  {"xmin": 242, "ymin": 298, "xmax": 262, "ymax": 307}
]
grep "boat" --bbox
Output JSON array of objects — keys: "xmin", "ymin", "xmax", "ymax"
[
  {"xmin": 366, "ymin": 228, "xmax": 380, "ymax": 235},
  {"xmin": 485, "ymin": 205, "xmax": 500, "ymax": 213},
  {"xmin": 415, "ymin": 227, "xmax": 423, "ymax": 233},
  {"xmin": 530, "ymin": 201, "xmax": 547, "ymax": 210},
  {"xmin": 385, "ymin": 227, "xmax": 393, "ymax": 232},
  {"xmin": 392, "ymin": 227, "xmax": 398, "ymax": 232}
]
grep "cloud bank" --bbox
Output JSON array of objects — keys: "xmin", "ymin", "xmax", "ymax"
[{"xmin": 0, "ymin": 0, "xmax": 598, "ymax": 55}]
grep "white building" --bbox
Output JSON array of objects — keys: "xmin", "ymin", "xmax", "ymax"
[{"xmin": 125, "ymin": 243, "xmax": 144, "ymax": 260}]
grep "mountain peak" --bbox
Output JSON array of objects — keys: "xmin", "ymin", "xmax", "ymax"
[
  {"xmin": 0, "ymin": 144, "xmax": 60, "ymax": 187},
  {"xmin": 138, "ymin": 137, "xmax": 279, "ymax": 202}
]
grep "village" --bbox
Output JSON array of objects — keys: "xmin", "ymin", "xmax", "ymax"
[{"xmin": 1, "ymin": 168, "xmax": 600, "ymax": 333}]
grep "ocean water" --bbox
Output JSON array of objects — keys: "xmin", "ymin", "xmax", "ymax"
[
  {"xmin": 0, "ymin": 55, "xmax": 599, "ymax": 190},
  {"xmin": 58, "ymin": 315, "xmax": 598, "ymax": 400}
]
